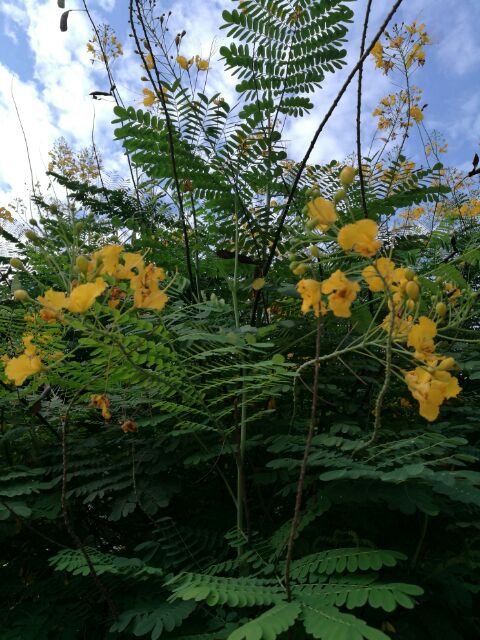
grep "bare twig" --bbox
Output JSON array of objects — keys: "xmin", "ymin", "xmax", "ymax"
[
  {"xmin": 356, "ymin": 0, "xmax": 374, "ymax": 219},
  {"xmin": 284, "ymin": 316, "xmax": 321, "ymax": 600}
]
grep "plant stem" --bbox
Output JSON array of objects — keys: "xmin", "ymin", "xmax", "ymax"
[{"xmin": 284, "ymin": 316, "xmax": 321, "ymax": 600}]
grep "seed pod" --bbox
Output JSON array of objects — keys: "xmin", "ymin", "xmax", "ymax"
[
  {"xmin": 339, "ymin": 166, "xmax": 356, "ymax": 187},
  {"xmin": 406, "ymin": 280, "xmax": 420, "ymax": 300},
  {"xmin": 13, "ymin": 289, "xmax": 29, "ymax": 301}
]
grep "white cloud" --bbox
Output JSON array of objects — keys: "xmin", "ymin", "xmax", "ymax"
[
  {"xmin": 0, "ymin": 0, "xmax": 478, "ymax": 213},
  {"xmin": 0, "ymin": 0, "xmax": 130, "ymax": 207}
]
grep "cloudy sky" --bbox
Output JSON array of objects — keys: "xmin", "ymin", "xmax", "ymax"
[{"xmin": 0, "ymin": 0, "xmax": 479, "ymax": 212}]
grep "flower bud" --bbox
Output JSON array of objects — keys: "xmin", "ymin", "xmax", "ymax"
[
  {"xmin": 305, "ymin": 218, "xmax": 318, "ymax": 230},
  {"xmin": 339, "ymin": 166, "xmax": 356, "ymax": 187},
  {"xmin": 437, "ymin": 357, "xmax": 456, "ymax": 371},
  {"xmin": 13, "ymin": 289, "xmax": 29, "ymax": 301},
  {"xmin": 333, "ymin": 189, "xmax": 347, "ymax": 203},
  {"xmin": 74, "ymin": 221, "xmax": 84, "ymax": 233},
  {"xmin": 311, "ymin": 189, "xmax": 321, "ymax": 199},
  {"xmin": 435, "ymin": 302, "xmax": 447, "ymax": 317},
  {"xmin": 406, "ymin": 298, "xmax": 416, "ymax": 311},
  {"xmin": 292, "ymin": 264, "xmax": 308, "ymax": 276},
  {"xmin": 29, "ymin": 218, "xmax": 38, "ymax": 226},
  {"xmin": 406, "ymin": 280, "xmax": 420, "ymax": 300},
  {"xmin": 25, "ymin": 229, "xmax": 40, "ymax": 243},
  {"xmin": 309, "ymin": 245, "xmax": 320, "ymax": 258},
  {"xmin": 75, "ymin": 256, "xmax": 89, "ymax": 274},
  {"xmin": 9, "ymin": 258, "xmax": 25, "ymax": 270},
  {"xmin": 404, "ymin": 268, "xmax": 415, "ymax": 281}
]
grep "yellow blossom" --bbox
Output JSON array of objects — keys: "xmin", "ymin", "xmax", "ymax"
[
  {"xmin": 322, "ymin": 270, "xmax": 360, "ymax": 318},
  {"xmin": 195, "ymin": 56, "xmax": 209, "ymax": 71},
  {"xmin": 3, "ymin": 335, "xmax": 42, "ymax": 386},
  {"xmin": 371, "ymin": 41, "xmax": 384, "ymax": 66},
  {"xmin": 404, "ymin": 367, "xmax": 461, "ymax": 421},
  {"xmin": 338, "ymin": 219, "xmax": 382, "ymax": 257},
  {"xmin": 362, "ymin": 257, "xmax": 396, "ymax": 292},
  {"xmin": 143, "ymin": 87, "xmax": 157, "ymax": 107},
  {"xmin": 297, "ymin": 279, "xmax": 325, "ymax": 318},
  {"xmin": 66, "ymin": 278, "xmax": 107, "ymax": 313},
  {"xmin": 409, "ymin": 105, "xmax": 424, "ymax": 123},
  {"xmin": 90, "ymin": 394, "xmax": 112, "ymax": 420},
  {"xmin": 176, "ymin": 55, "xmax": 192, "ymax": 70},
  {"xmin": 145, "ymin": 53, "xmax": 154, "ymax": 69},
  {"xmin": 130, "ymin": 264, "xmax": 168, "ymax": 311},
  {"xmin": 407, "ymin": 316, "xmax": 437, "ymax": 363},
  {"xmin": 38, "ymin": 289, "xmax": 68, "ymax": 312},
  {"xmin": 307, "ymin": 197, "xmax": 336, "ymax": 231},
  {"xmin": 252, "ymin": 278, "xmax": 265, "ymax": 291}
]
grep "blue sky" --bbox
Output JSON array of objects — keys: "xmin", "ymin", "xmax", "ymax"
[{"xmin": 0, "ymin": 0, "xmax": 479, "ymax": 211}]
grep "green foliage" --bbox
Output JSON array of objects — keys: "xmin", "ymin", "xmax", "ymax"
[{"xmin": 1, "ymin": 1, "xmax": 480, "ymax": 639}]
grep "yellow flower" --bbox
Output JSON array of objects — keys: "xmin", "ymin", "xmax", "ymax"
[
  {"xmin": 3, "ymin": 335, "xmax": 42, "ymax": 386},
  {"xmin": 404, "ymin": 367, "xmax": 461, "ymax": 421},
  {"xmin": 322, "ymin": 270, "xmax": 360, "ymax": 318},
  {"xmin": 407, "ymin": 316, "xmax": 437, "ymax": 362},
  {"xmin": 444, "ymin": 282, "xmax": 461, "ymax": 304},
  {"xmin": 38, "ymin": 289, "xmax": 68, "ymax": 311},
  {"xmin": 297, "ymin": 279, "xmax": 325, "ymax": 318},
  {"xmin": 130, "ymin": 264, "xmax": 168, "ymax": 311},
  {"xmin": 145, "ymin": 53, "xmax": 154, "ymax": 69},
  {"xmin": 252, "ymin": 277, "xmax": 265, "ymax": 291},
  {"xmin": 371, "ymin": 41, "xmax": 384, "ymax": 66},
  {"xmin": 176, "ymin": 55, "xmax": 192, "ymax": 70},
  {"xmin": 143, "ymin": 87, "xmax": 157, "ymax": 107},
  {"xmin": 362, "ymin": 257, "xmax": 396, "ymax": 292},
  {"xmin": 91, "ymin": 245, "xmax": 144, "ymax": 280},
  {"xmin": 90, "ymin": 394, "xmax": 112, "ymax": 421},
  {"xmin": 66, "ymin": 278, "xmax": 107, "ymax": 313},
  {"xmin": 307, "ymin": 197, "xmax": 337, "ymax": 231},
  {"xmin": 381, "ymin": 313, "xmax": 413, "ymax": 340},
  {"xmin": 195, "ymin": 57, "xmax": 209, "ymax": 71},
  {"xmin": 409, "ymin": 105, "xmax": 424, "ymax": 123},
  {"xmin": 338, "ymin": 219, "xmax": 382, "ymax": 257}
]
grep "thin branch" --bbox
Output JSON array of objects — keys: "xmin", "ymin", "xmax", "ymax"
[
  {"xmin": 284, "ymin": 316, "xmax": 321, "ymax": 600},
  {"xmin": 130, "ymin": 0, "xmax": 196, "ymax": 292},
  {"xmin": 356, "ymin": 0, "xmax": 374, "ymax": 219}
]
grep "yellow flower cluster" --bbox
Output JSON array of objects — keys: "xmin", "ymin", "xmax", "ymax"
[
  {"xmin": 176, "ymin": 54, "xmax": 209, "ymax": 71},
  {"xmin": 297, "ymin": 270, "xmax": 360, "ymax": 319},
  {"xmin": 0, "ymin": 206, "xmax": 14, "ymax": 223},
  {"xmin": 403, "ymin": 316, "xmax": 461, "ymax": 420},
  {"xmin": 36, "ymin": 245, "xmax": 168, "ymax": 320},
  {"xmin": 143, "ymin": 86, "xmax": 169, "ymax": 107},
  {"xmin": 371, "ymin": 22, "xmax": 430, "ymax": 75},
  {"xmin": 3, "ymin": 335, "xmax": 42, "ymax": 386},
  {"xmin": 86, "ymin": 28, "xmax": 123, "ymax": 63}
]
